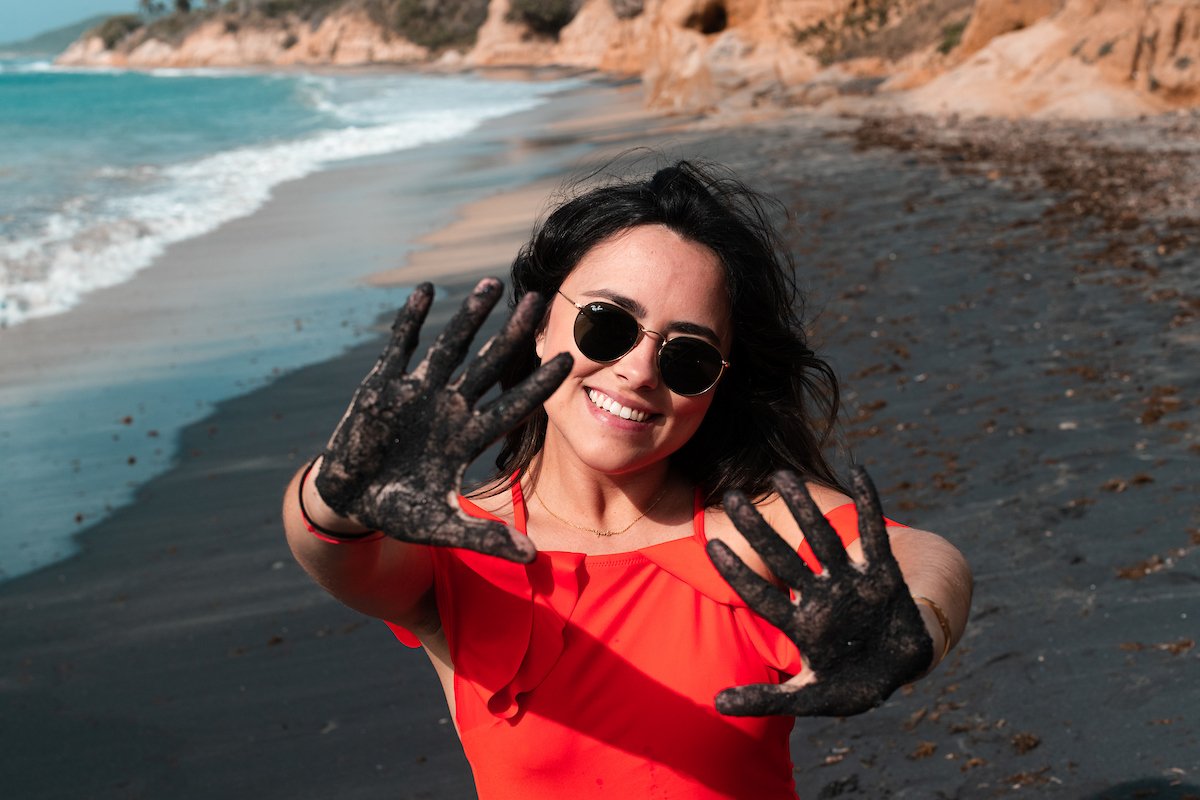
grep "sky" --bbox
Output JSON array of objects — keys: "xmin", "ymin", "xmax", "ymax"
[{"xmin": 2, "ymin": 1, "xmax": 129, "ymax": 43}]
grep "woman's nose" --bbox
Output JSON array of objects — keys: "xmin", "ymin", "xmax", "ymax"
[{"xmin": 613, "ymin": 333, "xmax": 661, "ymax": 391}]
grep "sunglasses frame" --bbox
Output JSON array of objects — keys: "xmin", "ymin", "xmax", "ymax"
[{"xmin": 556, "ymin": 290, "xmax": 730, "ymax": 397}]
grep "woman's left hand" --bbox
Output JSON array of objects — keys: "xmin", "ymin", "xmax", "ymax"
[{"xmin": 707, "ymin": 467, "xmax": 933, "ymax": 717}]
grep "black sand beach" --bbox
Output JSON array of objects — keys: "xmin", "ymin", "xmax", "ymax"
[{"xmin": 2, "ymin": 84, "xmax": 1198, "ymax": 798}]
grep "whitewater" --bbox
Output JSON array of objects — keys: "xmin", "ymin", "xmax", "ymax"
[
  {"xmin": 0, "ymin": 58, "xmax": 572, "ymax": 327},
  {"xmin": 0, "ymin": 59, "xmax": 579, "ymax": 580}
]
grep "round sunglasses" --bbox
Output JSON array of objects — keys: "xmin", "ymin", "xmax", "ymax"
[{"xmin": 557, "ymin": 290, "xmax": 730, "ymax": 396}]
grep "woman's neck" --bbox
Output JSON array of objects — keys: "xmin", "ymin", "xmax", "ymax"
[{"xmin": 521, "ymin": 448, "xmax": 692, "ymax": 554}]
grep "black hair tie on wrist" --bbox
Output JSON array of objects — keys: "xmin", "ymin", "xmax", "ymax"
[{"xmin": 298, "ymin": 458, "xmax": 379, "ymax": 542}]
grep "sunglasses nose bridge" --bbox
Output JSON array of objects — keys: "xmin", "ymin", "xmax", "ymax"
[{"xmin": 640, "ymin": 326, "xmax": 666, "ymax": 346}]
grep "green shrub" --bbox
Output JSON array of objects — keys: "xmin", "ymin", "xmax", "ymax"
[
  {"xmin": 372, "ymin": 0, "xmax": 490, "ymax": 49},
  {"xmin": 258, "ymin": 0, "xmax": 342, "ymax": 19},
  {"xmin": 507, "ymin": 0, "xmax": 581, "ymax": 37},
  {"xmin": 609, "ymin": 0, "xmax": 643, "ymax": 19},
  {"xmin": 91, "ymin": 15, "xmax": 144, "ymax": 48},
  {"xmin": 938, "ymin": 19, "xmax": 965, "ymax": 54},
  {"xmin": 145, "ymin": 12, "xmax": 203, "ymax": 44}
]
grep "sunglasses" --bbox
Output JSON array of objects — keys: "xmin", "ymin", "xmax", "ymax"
[{"xmin": 557, "ymin": 290, "xmax": 730, "ymax": 396}]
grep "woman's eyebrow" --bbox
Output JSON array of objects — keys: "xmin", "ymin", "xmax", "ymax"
[{"xmin": 583, "ymin": 289, "xmax": 723, "ymax": 344}]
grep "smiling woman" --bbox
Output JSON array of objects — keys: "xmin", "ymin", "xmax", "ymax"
[
  {"xmin": 530, "ymin": 225, "xmax": 732, "ymax": 489},
  {"xmin": 282, "ymin": 159, "xmax": 973, "ymax": 799}
]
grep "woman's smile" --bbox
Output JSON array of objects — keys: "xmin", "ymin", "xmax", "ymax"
[
  {"xmin": 584, "ymin": 386, "xmax": 659, "ymax": 426},
  {"xmin": 535, "ymin": 223, "xmax": 732, "ymax": 475}
]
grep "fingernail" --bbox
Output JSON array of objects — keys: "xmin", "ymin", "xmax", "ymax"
[{"xmin": 476, "ymin": 277, "xmax": 502, "ymax": 295}]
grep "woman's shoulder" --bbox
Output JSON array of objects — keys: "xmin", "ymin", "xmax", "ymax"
[
  {"xmin": 717, "ymin": 481, "xmax": 850, "ymax": 538},
  {"xmin": 702, "ymin": 480, "xmax": 852, "ymax": 578},
  {"xmin": 754, "ymin": 482, "xmax": 852, "ymax": 521}
]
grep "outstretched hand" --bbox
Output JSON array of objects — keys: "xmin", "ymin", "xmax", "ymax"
[
  {"xmin": 314, "ymin": 278, "xmax": 571, "ymax": 563},
  {"xmin": 707, "ymin": 467, "xmax": 933, "ymax": 717}
]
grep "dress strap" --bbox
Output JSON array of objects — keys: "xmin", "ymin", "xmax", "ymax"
[
  {"xmin": 692, "ymin": 488, "xmax": 707, "ymax": 544},
  {"xmin": 510, "ymin": 473, "xmax": 528, "ymax": 535}
]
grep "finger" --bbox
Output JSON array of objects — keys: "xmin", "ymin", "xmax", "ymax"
[
  {"xmin": 850, "ymin": 465, "xmax": 898, "ymax": 574},
  {"xmin": 715, "ymin": 683, "xmax": 805, "ymax": 717},
  {"xmin": 420, "ymin": 278, "xmax": 505, "ymax": 387},
  {"xmin": 717, "ymin": 680, "xmax": 884, "ymax": 718},
  {"xmin": 722, "ymin": 490, "xmax": 815, "ymax": 592},
  {"xmin": 706, "ymin": 539, "xmax": 796, "ymax": 632},
  {"xmin": 456, "ymin": 291, "xmax": 548, "ymax": 404},
  {"xmin": 470, "ymin": 352, "xmax": 573, "ymax": 451},
  {"xmin": 773, "ymin": 470, "xmax": 852, "ymax": 575},
  {"xmin": 429, "ymin": 516, "xmax": 538, "ymax": 564},
  {"xmin": 369, "ymin": 283, "xmax": 434, "ymax": 383}
]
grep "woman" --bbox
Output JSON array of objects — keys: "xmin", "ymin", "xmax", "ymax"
[{"xmin": 283, "ymin": 161, "xmax": 972, "ymax": 798}]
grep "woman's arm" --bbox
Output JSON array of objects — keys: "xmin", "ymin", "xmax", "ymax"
[{"xmin": 283, "ymin": 457, "xmax": 437, "ymax": 630}]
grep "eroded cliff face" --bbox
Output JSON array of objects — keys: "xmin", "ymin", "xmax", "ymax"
[
  {"xmin": 462, "ymin": 0, "xmax": 841, "ymax": 111},
  {"xmin": 56, "ymin": 0, "xmax": 1200, "ymax": 119},
  {"xmin": 895, "ymin": 0, "xmax": 1200, "ymax": 117},
  {"xmin": 57, "ymin": 9, "xmax": 429, "ymax": 68}
]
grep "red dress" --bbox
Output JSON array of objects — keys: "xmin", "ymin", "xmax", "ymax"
[{"xmin": 387, "ymin": 483, "xmax": 868, "ymax": 799}]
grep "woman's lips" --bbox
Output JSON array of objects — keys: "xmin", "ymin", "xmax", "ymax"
[{"xmin": 585, "ymin": 387, "xmax": 656, "ymax": 424}]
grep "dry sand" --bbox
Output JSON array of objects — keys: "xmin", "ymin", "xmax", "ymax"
[{"xmin": 2, "ymin": 78, "xmax": 1198, "ymax": 799}]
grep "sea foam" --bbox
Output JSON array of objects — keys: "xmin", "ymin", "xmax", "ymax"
[{"xmin": 0, "ymin": 67, "xmax": 572, "ymax": 327}]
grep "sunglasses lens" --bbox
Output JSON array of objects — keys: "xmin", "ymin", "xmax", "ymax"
[
  {"xmin": 574, "ymin": 302, "xmax": 641, "ymax": 362},
  {"xmin": 659, "ymin": 338, "xmax": 725, "ymax": 396}
]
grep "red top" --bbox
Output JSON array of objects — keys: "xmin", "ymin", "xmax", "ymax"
[{"xmin": 387, "ymin": 486, "xmax": 873, "ymax": 799}]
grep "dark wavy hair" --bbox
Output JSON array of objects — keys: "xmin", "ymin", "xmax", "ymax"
[{"xmin": 492, "ymin": 159, "xmax": 846, "ymax": 504}]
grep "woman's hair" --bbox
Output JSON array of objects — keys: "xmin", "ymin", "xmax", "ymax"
[{"xmin": 493, "ymin": 158, "xmax": 847, "ymax": 504}]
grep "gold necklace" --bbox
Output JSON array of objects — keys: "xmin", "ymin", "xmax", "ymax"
[{"xmin": 536, "ymin": 486, "xmax": 670, "ymax": 537}]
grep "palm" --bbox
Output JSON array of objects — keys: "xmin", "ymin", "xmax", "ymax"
[
  {"xmin": 315, "ymin": 279, "xmax": 571, "ymax": 563},
  {"xmin": 707, "ymin": 467, "xmax": 933, "ymax": 717}
]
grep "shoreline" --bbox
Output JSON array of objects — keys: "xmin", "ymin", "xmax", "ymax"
[
  {"xmin": 3, "ymin": 84, "xmax": 1199, "ymax": 798},
  {"xmin": 0, "ymin": 73, "xmax": 704, "ymax": 799},
  {"xmin": 0, "ymin": 70, "xmax": 667, "ymax": 583}
]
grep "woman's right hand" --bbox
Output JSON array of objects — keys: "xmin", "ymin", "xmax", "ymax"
[{"xmin": 312, "ymin": 278, "xmax": 571, "ymax": 563}]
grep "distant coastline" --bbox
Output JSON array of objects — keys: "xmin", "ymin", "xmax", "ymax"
[
  {"xmin": 51, "ymin": 0, "xmax": 1200, "ymax": 120},
  {"xmin": 0, "ymin": 14, "xmax": 116, "ymax": 56}
]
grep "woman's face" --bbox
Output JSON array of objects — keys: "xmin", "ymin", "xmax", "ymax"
[{"xmin": 535, "ymin": 224, "xmax": 732, "ymax": 476}]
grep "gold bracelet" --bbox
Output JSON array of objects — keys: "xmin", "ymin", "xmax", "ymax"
[{"xmin": 912, "ymin": 595, "xmax": 953, "ymax": 665}]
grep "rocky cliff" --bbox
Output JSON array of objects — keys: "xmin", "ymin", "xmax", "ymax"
[{"xmin": 57, "ymin": 0, "xmax": 1200, "ymax": 119}]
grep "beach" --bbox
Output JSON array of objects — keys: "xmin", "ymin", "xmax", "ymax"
[{"xmin": 2, "ymin": 71, "xmax": 1198, "ymax": 800}]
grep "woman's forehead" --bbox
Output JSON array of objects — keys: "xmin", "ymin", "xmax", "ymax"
[
  {"xmin": 561, "ymin": 231, "xmax": 733, "ymax": 343},
  {"xmin": 565, "ymin": 225, "xmax": 727, "ymax": 295}
]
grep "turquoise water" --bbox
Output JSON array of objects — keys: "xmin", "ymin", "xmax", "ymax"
[
  {"xmin": 0, "ymin": 57, "xmax": 577, "ymax": 580},
  {"xmin": 0, "ymin": 57, "xmax": 571, "ymax": 326}
]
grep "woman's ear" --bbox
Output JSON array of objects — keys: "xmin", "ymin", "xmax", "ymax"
[{"xmin": 533, "ymin": 298, "xmax": 551, "ymax": 360}]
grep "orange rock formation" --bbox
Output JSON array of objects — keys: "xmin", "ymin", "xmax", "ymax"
[{"xmin": 56, "ymin": 0, "xmax": 1200, "ymax": 119}]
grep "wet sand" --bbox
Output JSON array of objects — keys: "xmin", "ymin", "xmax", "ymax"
[{"xmin": 2, "ymin": 91, "xmax": 1198, "ymax": 798}]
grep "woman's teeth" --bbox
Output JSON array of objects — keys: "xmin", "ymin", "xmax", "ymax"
[{"xmin": 588, "ymin": 389, "xmax": 649, "ymax": 422}]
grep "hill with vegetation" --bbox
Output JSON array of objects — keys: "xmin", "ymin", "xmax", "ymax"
[
  {"xmin": 1, "ymin": 14, "xmax": 120, "ymax": 55},
  {"xmin": 55, "ymin": 0, "xmax": 1200, "ymax": 119}
]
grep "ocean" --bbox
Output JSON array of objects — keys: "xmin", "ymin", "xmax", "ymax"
[
  {"xmin": 0, "ymin": 57, "xmax": 577, "ymax": 580},
  {"xmin": 0, "ymin": 57, "xmax": 571, "ymax": 326}
]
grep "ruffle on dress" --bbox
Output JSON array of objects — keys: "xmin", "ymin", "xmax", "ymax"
[
  {"xmin": 386, "ymin": 494, "xmax": 893, "ymax": 725},
  {"xmin": 384, "ymin": 496, "xmax": 585, "ymax": 725}
]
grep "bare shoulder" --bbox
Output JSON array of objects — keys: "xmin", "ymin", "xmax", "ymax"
[
  {"xmin": 748, "ymin": 482, "xmax": 852, "ymax": 544},
  {"xmin": 704, "ymin": 481, "xmax": 852, "ymax": 579}
]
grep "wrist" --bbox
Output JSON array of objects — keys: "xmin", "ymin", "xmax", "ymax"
[{"xmin": 299, "ymin": 457, "xmax": 380, "ymax": 543}]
